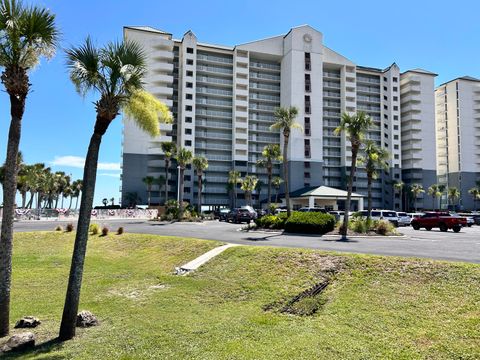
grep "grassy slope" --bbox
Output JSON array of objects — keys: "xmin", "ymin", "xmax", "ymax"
[{"xmin": 2, "ymin": 232, "xmax": 479, "ymax": 359}]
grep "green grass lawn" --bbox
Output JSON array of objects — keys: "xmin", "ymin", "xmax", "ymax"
[{"xmin": 2, "ymin": 231, "xmax": 479, "ymax": 359}]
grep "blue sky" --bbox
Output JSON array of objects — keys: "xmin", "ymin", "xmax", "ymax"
[{"xmin": 0, "ymin": 0, "xmax": 478, "ymax": 206}]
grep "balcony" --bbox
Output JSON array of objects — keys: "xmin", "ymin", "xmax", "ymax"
[
  {"xmin": 197, "ymin": 64, "xmax": 233, "ymax": 76},
  {"xmin": 196, "ymin": 76, "xmax": 233, "ymax": 86},
  {"xmin": 249, "ymin": 61, "xmax": 280, "ymax": 71},
  {"xmin": 197, "ymin": 53, "xmax": 233, "ymax": 64},
  {"xmin": 249, "ymin": 72, "xmax": 280, "ymax": 82}
]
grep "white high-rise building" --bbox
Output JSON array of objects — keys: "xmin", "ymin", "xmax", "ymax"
[
  {"xmin": 435, "ymin": 76, "xmax": 480, "ymax": 209},
  {"xmin": 121, "ymin": 25, "xmax": 437, "ymax": 210}
]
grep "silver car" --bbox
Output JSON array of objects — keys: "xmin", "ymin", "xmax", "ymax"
[{"xmin": 396, "ymin": 212, "xmax": 411, "ymax": 227}]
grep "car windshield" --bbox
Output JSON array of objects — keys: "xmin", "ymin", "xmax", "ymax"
[
  {"xmin": 398, "ymin": 212, "xmax": 407, "ymax": 216},
  {"xmin": 371, "ymin": 211, "xmax": 381, "ymax": 217},
  {"xmin": 383, "ymin": 212, "xmax": 396, "ymax": 217},
  {"xmin": 238, "ymin": 209, "xmax": 249, "ymax": 213}
]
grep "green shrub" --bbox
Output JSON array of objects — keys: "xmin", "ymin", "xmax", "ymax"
[
  {"xmin": 348, "ymin": 217, "xmax": 372, "ymax": 234},
  {"xmin": 55, "ymin": 225, "xmax": 63, "ymax": 232},
  {"xmin": 117, "ymin": 227, "xmax": 124, "ymax": 235},
  {"xmin": 284, "ymin": 212, "xmax": 336, "ymax": 234},
  {"xmin": 65, "ymin": 223, "xmax": 74, "ymax": 232},
  {"xmin": 255, "ymin": 213, "xmax": 287, "ymax": 229},
  {"xmin": 89, "ymin": 223, "xmax": 100, "ymax": 235},
  {"xmin": 375, "ymin": 220, "xmax": 395, "ymax": 235},
  {"xmin": 101, "ymin": 226, "xmax": 109, "ymax": 236}
]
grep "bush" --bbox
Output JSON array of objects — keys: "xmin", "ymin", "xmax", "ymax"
[
  {"xmin": 101, "ymin": 226, "xmax": 109, "ymax": 236},
  {"xmin": 117, "ymin": 226, "xmax": 124, "ymax": 235},
  {"xmin": 375, "ymin": 220, "xmax": 395, "ymax": 235},
  {"xmin": 66, "ymin": 223, "xmax": 74, "ymax": 232},
  {"xmin": 284, "ymin": 212, "xmax": 336, "ymax": 234},
  {"xmin": 348, "ymin": 217, "xmax": 372, "ymax": 234},
  {"xmin": 55, "ymin": 225, "xmax": 63, "ymax": 232},
  {"xmin": 89, "ymin": 223, "xmax": 100, "ymax": 235},
  {"xmin": 255, "ymin": 213, "xmax": 287, "ymax": 229}
]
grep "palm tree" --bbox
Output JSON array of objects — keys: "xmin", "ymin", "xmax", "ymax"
[
  {"xmin": 448, "ymin": 187, "xmax": 460, "ymax": 209},
  {"xmin": 156, "ymin": 175, "xmax": 166, "ymax": 204},
  {"xmin": 0, "ymin": 1, "xmax": 58, "ymax": 336},
  {"xmin": 161, "ymin": 141, "xmax": 177, "ymax": 205},
  {"xmin": 102, "ymin": 198, "xmax": 108, "ymax": 207},
  {"xmin": 228, "ymin": 170, "xmax": 242, "ymax": 208},
  {"xmin": 362, "ymin": 140, "xmax": 389, "ymax": 221},
  {"xmin": 438, "ymin": 184, "xmax": 446, "ymax": 210},
  {"xmin": 59, "ymin": 38, "xmax": 172, "ymax": 341},
  {"xmin": 270, "ymin": 107, "xmax": 301, "ymax": 217},
  {"xmin": 468, "ymin": 187, "xmax": 480, "ymax": 211},
  {"xmin": 71, "ymin": 180, "xmax": 83, "ymax": 210},
  {"xmin": 256, "ymin": 144, "xmax": 282, "ymax": 210},
  {"xmin": 272, "ymin": 176, "xmax": 283, "ymax": 206},
  {"xmin": 142, "ymin": 176, "xmax": 155, "ymax": 207},
  {"xmin": 255, "ymin": 180, "xmax": 264, "ymax": 207},
  {"xmin": 410, "ymin": 184, "xmax": 425, "ymax": 211},
  {"xmin": 176, "ymin": 148, "xmax": 193, "ymax": 219},
  {"xmin": 334, "ymin": 112, "xmax": 372, "ymax": 239},
  {"xmin": 241, "ymin": 175, "xmax": 258, "ymax": 206},
  {"xmin": 226, "ymin": 182, "xmax": 234, "ymax": 208},
  {"xmin": 427, "ymin": 184, "xmax": 441, "ymax": 210},
  {"xmin": 192, "ymin": 156, "xmax": 208, "ymax": 213},
  {"xmin": 110, "ymin": 197, "xmax": 115, "ymax": 206},
  {"xmin": 393, "ymin": 181, "xmax": 404, "ymax": 211}
]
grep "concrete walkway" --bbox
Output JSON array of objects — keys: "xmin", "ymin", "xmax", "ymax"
[{"xmin": 176, "ymin": 243, "xmax": 241, "ymax": 275}]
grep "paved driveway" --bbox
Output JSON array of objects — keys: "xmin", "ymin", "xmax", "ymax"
[{"xmin": 13, "ymin": 219, "xmax": 480, "ymax": 264}]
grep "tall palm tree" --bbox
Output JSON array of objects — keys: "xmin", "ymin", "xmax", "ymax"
[
  {"xmin": 59, "ymin": 38, "xmax": 172, "ymax": 341},
  {"xmin": 362, "ymin": 140, "xmax": 389, "ymax": 221},
  {"xmin": 161, "ymin": 141, "xmax": 176, "ymax": 205},
  {"xmin": 142, "ymin": 176, "xmax": 155, "ymax": 207},
  {"xmin": 270, "ymin": 106, "xmax": 301, "ymax": 217},
  {"xmin": 176, "ymin": 148, "xmax": 193, "ymax": 219},
  {"xmin": 272, "ymin": 176, "xmax": 283, "ymax": 206},
  {"xmin": 448, "ymin": 187, "xmax": 460, "ymax": 209},
  {"xmin": 410, "ymin": 184, "xmax": 425, "ymax": 211},
  {"xmin": 228, "ymin": 170, "xmax": 242, "ymax": 208},
  {"xmin": 71, "ymin": 180, "xmax": 83, "ymax": 210},
  {"xmin": 241, "ymin": 175, "xmax": 258, "ymax": 206},
  {"xmin": 226, "ymin": 182, "xmax": 234, "ymax": 208},
  {"xmin": 255, "ymin": 180, "xmax": 264, "ymax": 207},
  {"xmin": 334, "ymin": 111, "xmax": 372, "ymax": 239},
  {"xmin": 468, "ymin": 187, "xmax": 480, "ymax": 211},
  {"xmin": 0, "ymin": 1, "xmax": 58, "ymax": 336},
  {"xmin": 256, "ymin": 144, "xmax": 282, "ymax": 211},
  {"xmin": 427, "ymin": 184, "xmax": 441, "ymax": 210},
  {"xmin": 438, "ymin": 184, "xmax": 446, "ymax": 210},
  {"xmin": 192, "ymin": 156, "xmax": 208, "ymax": 213},
  {"xmin": 157, "ymin": 175, "xmax": 166, "ymax": 204},
  {"xmin": 393, "ymin": 181, "xmax": 404, "ymax": 211}
]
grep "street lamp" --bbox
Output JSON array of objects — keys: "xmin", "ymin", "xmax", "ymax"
[{"xmin": 177, "ymin": 165, "xmax": 181, "ymax": 203}]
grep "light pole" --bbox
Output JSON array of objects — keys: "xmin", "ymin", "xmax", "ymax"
[{"xmin": 177, "ymin": 165, "xmax": 181, "ymax": 204}]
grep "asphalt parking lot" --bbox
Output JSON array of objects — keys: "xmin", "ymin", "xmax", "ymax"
[{"xmin": 13, "ymin": 219, "xmax": 480, "ymax": 263}]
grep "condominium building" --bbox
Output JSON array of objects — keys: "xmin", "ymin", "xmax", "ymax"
[
  {"xmin": 435, "ymin": 77, "xmax": 480, "ymax": 209},
  {"xmin": 121, "ymin": 25, "xmax": 437, "ymax": 210}
]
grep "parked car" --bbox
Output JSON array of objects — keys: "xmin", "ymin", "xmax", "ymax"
[
  {"xmin": 356, "ymin": 210, "xmax": 399, "ymax": 227},
  {"xmin": 217, "ymin": 208, "xmax": 231, "ymax": 221},
  {"xmin": 329, "ymin": 210, "xmax": 344, "ymax": 222},
  {"xmin": 457, "ymin": 213, "xmax": 475, "ymax": 227},
  {"xmin": 241, "ymin": 206, "xmax": 258, "ymax": 220},
  {"xmin": 411, "ymin": 212, "xmax": 467, "ymax": 232},
  {"xmin": 227, "ymin": 208, "xmax": 253, "ymax": 223},
  {"xmin": 274, "ymin": 208, "xmax": 287, "ymax": 215},
  {"xmin": 298, "ymin": 207, "xmax": 327, "ymax": 213},
  {"xmin": 396, "ymin": 212, "xmax": 411, "ymax": 227},
  {"xmin": 407, "ymin": 212, "xmax": 424, "ymax": 219}
]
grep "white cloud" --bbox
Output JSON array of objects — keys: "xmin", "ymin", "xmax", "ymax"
[
  {"xmin": 51, "ymin": 156, "xmax": 120, "ymax": 171},
  {"xmin": 99, "ymin": 173, "xmax": 120, "ymax": 178}
]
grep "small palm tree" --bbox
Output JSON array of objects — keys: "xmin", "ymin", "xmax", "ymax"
[
  {"xmin": 110, "ymin": 197, "xmax": 115, "ymax": 206},
  {"xmin": 334, "ymin": 112, "xmax": 372, "ymax": 239},
  {"xmin": 241, "ymin": 175, "xmax": 258, "ymax": 206},
  {"xmin": 393, "ymin": 181, "xmax": 404, "ymax": 211},
  {"xmin": 438, "ymin": 184, "xmax": 446, "ymax": 210},
  {"xmin": 102, "ymin": 198, "xmax": 108, "ymax": 207},
  {"xmin": 256, "ymin": 144, "xmax": 282, "ymax": 210},
  {"xmin": 192, "ymin": 156, "xmax": 208, "ymax": 213},
  {"xmin": 228, "ymin": 170, "xmax": 242, "ymax": 208},
  {"xmin": 427, "ymin": 184, "xmax": 441, "ymax": 210},
  {"xmin": 142, "ymin": 176, "xmax": 155, "ymax": 207},
  {"xmin": 270, "ymin": 106, "xmax": 301, "ymax": 217},
  {"xmin": 468, "ymin": 187, "xmax": 480, "ymax": 211},
  {"xmin": 362, "ymin": 140, "xmax": 389, "ymax": 221},
  {"xmin": 272, "ymin": 176, "xmax": 284, "ymax": 206},
  {"xmin": 0, "ymin": 0, "xmax": 59, "ymax": 336},
  {"xmin": 226, "ymin": 182, "xmax": 234, "ymax": 208},
  {"xmin": 176, "ymin": 148, "xmax": 193, "ymax": 219},
  {"xmin": 157, "ymin": 175, "xmax": 166, "ymax": 204},
  {"xmin": 161, "ymin": 141, "xmax": 177, "ymax": 204},
  {"xmin": 448, "ymin": 187, "xmax": 460, "ymax": 208},
  {"xmin": 71, "ymin": 180, "xmax": 83, "ymax": 210},
  {"xmin": 410, "ymin": 184, "xmax": 425, "ymax": 211},
  {"xmin": 59, "ymin": 38, "xmax": 172, "ymax": 341}
]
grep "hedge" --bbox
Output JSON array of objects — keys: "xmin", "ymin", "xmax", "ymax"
[
  {"xmin": 284, "ymin": 212, "xmax": 336, "ymax": 234},
  {"xmin": 255, "ymin": 213, "xmax": 287, "ymax": 229}
]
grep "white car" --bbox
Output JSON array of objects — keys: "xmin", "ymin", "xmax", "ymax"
[
  {"xmin": 357, "ymin": 210, "xmax": 399, "ymax": 227},
  {"xmin": 396, "ymin": 212, "xmax": 411, "ymax": 227}
]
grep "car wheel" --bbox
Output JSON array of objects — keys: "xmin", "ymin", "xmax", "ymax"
[
  {"xmin": 439, "ymin": 223, "xmax": 448, "ymax": 232},
  {"xmin": 425, "ymin": 227, "xmax": 432, "ymax": 231},
  {"xmin": 468, "ymin": 224, "xmax": 472, "ymax": 227},
  {"xmin": 453, "ymin": 225, "xmax": 461, "ymax": 233},
  {"xmin": 412, "ymin": 224, "xmax": 420, "ymax": 230}
]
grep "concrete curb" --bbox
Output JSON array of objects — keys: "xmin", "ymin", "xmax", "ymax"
[{"xmin": 176, "ymin": 243, "xmax": 241, "ymax": 275}]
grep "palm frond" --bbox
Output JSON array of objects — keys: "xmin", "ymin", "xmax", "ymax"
[{"xmin": 65, "ymin": 36, "xmax": 100, "ymax": 96}]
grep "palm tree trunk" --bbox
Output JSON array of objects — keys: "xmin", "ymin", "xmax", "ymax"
[
  {"xmin": 164, "ymin": 159, "xmax": 169, "ymax": 205},
  {"xmin": 341, "ymin": 146, "xmax": 358, "ymax": 239},
  {"xmin": 367, "ymin": 174, "xmax": 372, "ymax": 222},
  {"xmin": 75, "ymin": 196, "xmax": 79, "ymax": 210},
  {"xmin": 283, "ymin": 136, "xmax": 290, "ymax": 217},
  {"xmin": 147, "ymin": 186, "xmax": 151, "ymax": 207},
  {"xmin": 27, "ymin": 191, "xmax": 34, "ymax": 208},
  {"xmin": 61, "ymin": 195, "xmax": 64, "ymax": 209},
  {"xmin": 178, "ymin": 168, "xmax": 185, "ymax": 219},
  {"xmin": 267, "ymin": 172, "xmax": 272, "ymax": 210},
  {"xmin": 68, "ymin": 196, "xmax": 73, "ymax": 210},
  {"xmin": 275, "ymin": 188, "xmax": 279, "ymax": 204},
  {"xmin": 197, "ymin": 175, "xmax": 202, "ymax": 213},
  {"xmin": 55, "ymin": 196, "xmax": 59, "ymax": 209},
  {"xmin": 21, "ymin": 191, "xmax": 26, "ymax": 208},
  {"xmin": 233, "ymin": 186, "xmax": 237, "ymax": 209},
  {"xmin": 0, "ymin": 93, "xmax": 25, "ymax": 337},
  {"xmin": 59, "ymin": 132, "xmax": 103, "ymax": 341}
]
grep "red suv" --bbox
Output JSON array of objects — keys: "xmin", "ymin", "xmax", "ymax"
[{"xmin": 411, "ymin": 212, "xmax": 467, "ymax": 232}]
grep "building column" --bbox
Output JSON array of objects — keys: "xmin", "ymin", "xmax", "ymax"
[
  {"xmin": 358, "ymin": 197, "xmax": 364, "ymax": 211},
  {"xmin": 309, "ymin": 196, "xmax": 315, "ymax": 208}
]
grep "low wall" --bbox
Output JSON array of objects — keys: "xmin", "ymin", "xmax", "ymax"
[{"xmin": 10, "ymin": 208, "xmax": 158, "ymax": 221}]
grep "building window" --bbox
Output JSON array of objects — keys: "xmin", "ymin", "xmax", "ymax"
[
  {"xmin": 185, "ymin": 140, "xmax": 192, "ymax": 146},
  {"xmin": 304, "ymin": 117, "xmax": 311, "ymax": 136},
  {"xmin": 305, "ymin": 95, "xmax": 311, "ymax": 114},
  {"xmin": 393, "ymin": 77, "xmax": 398, "ymax": 82},
  {"xmin": 305, "ymin": 52, "xmax": 311, "ymax": 71},
  {"xmin": 304, "ymin": 172, "xmax": 310, "ymax": 179},
  {"xmin": 384, "ymin": 133, "xmax": 389, "ymax": 138},
  {"xmin": 185, "ymin": 187, "xmax": 191, "ymax": 193},
  {"xmin": 186, "ymin": 116, "xmax": 192, "ymax": 123},
  {"xmin": 187, "ymin": 59, "xmax": 194, "ymax": 65},
  {"xmin": 393, "ymin": 86, "xmax": 398, "ymax": 92},
  {"xmin": 384, "ymin": 105, "xmax": 388, "ymax": 110},
  {"xmin": 394, "ymin": 125, "xmax": 398, "ymax": 130},
  {"xmin": 186, "ymin": 47, "xmax": 194, "ymax": 54},
  {"xmin": 304, "ymin": 161, "xmax": 310, "ymax": 168},
  {"xmin": 304, "ymin": 139, "xmax": 311, "ymax": 158},
  {"xmin": 185, "ymin": 128, "xmax": 192, "ymax": 135},
  {"xmin": 394, "ymin": 154, "xmax": 399, "ymax": 159},
  {"xmin": 393, "ymin": 115, "xmax": 398, "ymax": 120},
  {"xmin": 394, "ymin": 144, "xmax": 399, "ymax": 149},
  {"xmin": 305, "ymin": 73, "xmax": 311, "ymax": 92},
  {"xmin": 383, "ymin": 95, "xmax": 388, "ymax": 100},
  {"xmin": 394, "ymin": 135, "xmax": 399, "ymax": 140},
  {"xmin": 393, "ymin": 106, "xmax": 398, "ymax": 111},
  {"xmin": 383, "ymin": 86, "xmax": 387, "ymax": 91},
  {"xmin": 384, "ymin": 114, "xmax": 388, "ymax": 119},
  {"xmin": 186, "ymin": 93, "xmax": 193, "ymax": 100},
  {"xmin": 393, "ymin": 96, "xmax": 398, "ymax": 101},
  {"xmin": 383, "ymin": 76, "xmax": 387, "ymax": 82},
  {"xmin": 186, "ymin": 82, "xmax": 193, "ymax": 88},
  {"xmin": 384, "ymin": 123, "xmax": 388, "ymax": 129},
  {"xmin": 185, "ymin": 105, "xmax": 192, "ymax": 111},
  {"xmin": 186, "ymin": 70, "xmax": 193, "ymax": 77}
]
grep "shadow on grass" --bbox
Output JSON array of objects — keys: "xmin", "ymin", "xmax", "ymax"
[{"xmin": 3, "ymin": 337, "xmax": 65, "ymax": 359}]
